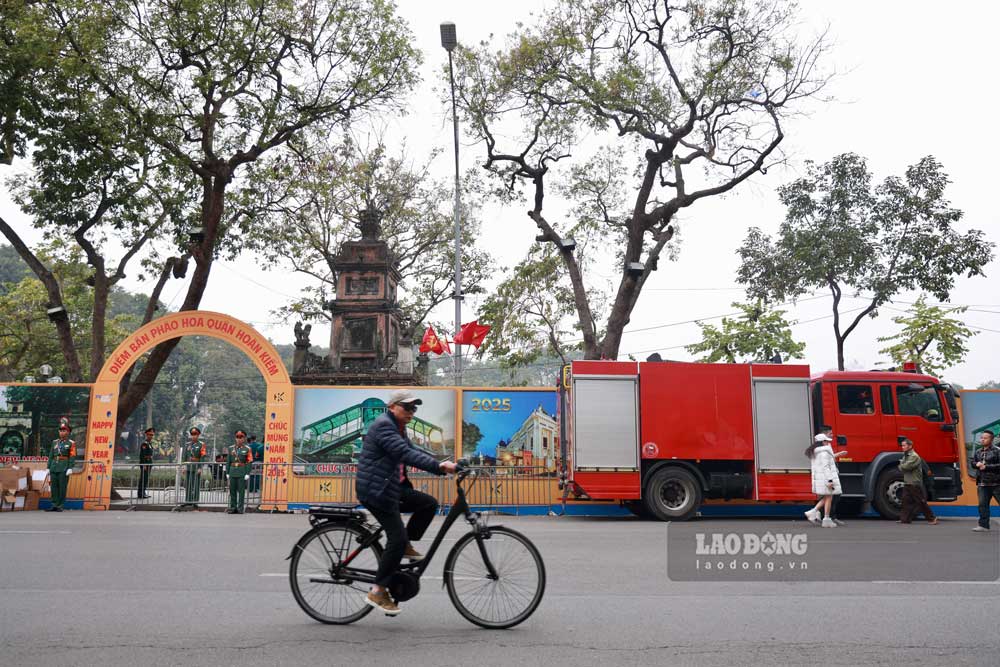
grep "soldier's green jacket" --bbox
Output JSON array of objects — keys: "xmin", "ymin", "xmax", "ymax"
[
  {"xmin": 139, "ymin": 439, "xmax": 154, "ymax": 463},
  {"xmin": 184, "ymin": 441, "xmax": 207, "ymax": 462},
  {"xmin": 48, "ymin": 439, "xmax": 77, "ymax": 473},
  {"xmin": 227, "ymin": 444, "xmax": 253, "ymax": 475}
]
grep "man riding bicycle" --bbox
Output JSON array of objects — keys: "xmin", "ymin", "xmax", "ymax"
[{"xmin": 356, "ymin": 390, "xmax": 457, "ymax": 614}]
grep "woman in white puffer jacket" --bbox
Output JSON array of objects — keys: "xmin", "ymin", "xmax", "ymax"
[{"xmin": 805, "ymin": 429, "xmax": 847, "ymax": 528}]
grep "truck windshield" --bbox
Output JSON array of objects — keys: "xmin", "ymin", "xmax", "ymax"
[{"xmin": 895, "ymin": 386, "xmax": 944, "ymax": 422}]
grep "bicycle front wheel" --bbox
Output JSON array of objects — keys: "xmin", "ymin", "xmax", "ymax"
[
  {"xmin": 444, "ymin": 526, "xmax": 546, "ymax": 629},
  {"xmin": 289, "ymin": 524, "xmax": 382, "ymax": 624}
]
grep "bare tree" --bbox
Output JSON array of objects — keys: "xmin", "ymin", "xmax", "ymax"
[{"xmin": 456, "ymin": 0, "xmax": 830, "ymax": 359}]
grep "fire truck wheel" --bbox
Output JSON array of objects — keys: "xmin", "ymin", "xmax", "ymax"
[
  {"xmin": 643, "ymin": 467, "xmax": 702, "ymax": 522},
  {"xmin": 872, "ymin": 469, "xmax": 904, "ymax": 521}
]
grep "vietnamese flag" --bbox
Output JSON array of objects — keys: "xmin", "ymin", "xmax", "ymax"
[
  {"xmin": 419, "ymin": 325, "xmax": 451, "ymax": 355},
  {"xmin": 453, "ymin": 320, "xmax": 491, "ymax": 349}
]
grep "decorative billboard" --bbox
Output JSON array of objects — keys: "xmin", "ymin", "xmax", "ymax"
[
  {"xmin": 0, "ymin": 385, "xmax": 91, "ymax": 463},
  {"xmin": 961, "ymin": 390, "xmax": 1000, "ymax": 465},
  {"xmin": 461, "ymin": 390, "xmax": 558, "ymax": 470},
  {"xmin": 292, "ymin": 387, "xmax": 457, "ymax": 472}
]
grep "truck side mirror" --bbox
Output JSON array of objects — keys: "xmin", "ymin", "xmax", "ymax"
[{"xmin": 836, "ymin": 435, "xmax": 847, "ymax": 446}]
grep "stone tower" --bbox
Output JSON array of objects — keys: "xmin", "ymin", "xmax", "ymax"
[{"xmin": 290, "ymin": 208, "xmax": 424, "ymax": 385}]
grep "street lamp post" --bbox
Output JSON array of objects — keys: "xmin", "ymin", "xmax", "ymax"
[{"xmin": 440, "ymin": 21, "xmax": 462, "ymax": 386}]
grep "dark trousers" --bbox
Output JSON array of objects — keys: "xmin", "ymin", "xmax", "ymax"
[
  {"xmin": 184, "ymin": 465, "xmax": 200, "ymax": 503},
  {"xmin": 977, "ymin": 485, "xmax": 1000, "ymax": 529},
  {"xmin": 899, "ymin": 484, "xmax": 936, "ymax": 522},
  {"xmin": 364, "ymin": 487, "xmax": 439, "ymax": 587},
  {"xmin": 138, "ymin": 464, "xmax": 151, "ymax": 497},
  {"xmin": 51, "ymin": 471, "xmax": 68, "ymax": 508},
  {"xmin": 229, "ymin": 475, "xmax": 247, "ymax": 511}
]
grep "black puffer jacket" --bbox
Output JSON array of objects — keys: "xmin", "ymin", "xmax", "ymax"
[{"xmin": 356, "ymin": 411, "xmax": 442, "ymax": 511}]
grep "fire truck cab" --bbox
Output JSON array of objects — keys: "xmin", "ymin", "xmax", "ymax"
[{"xmin": 558, "ymin": 360, "xmax": 963, "ymax": 521}]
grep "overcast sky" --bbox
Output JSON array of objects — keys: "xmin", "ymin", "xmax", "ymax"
[{"xmin": 2, "ymin": 1, "xmax": 998, "ymax": 387}]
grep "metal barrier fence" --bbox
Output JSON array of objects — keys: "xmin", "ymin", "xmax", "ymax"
[
  {"xmin": 259, "ymin": 463, "xmax": 559, "ymax": 513},
  {"xmin": 102, "ymin": 463, "xmax": 558, "ymax": 512},
  {"xmin": 109, "ymin": 463, "xmax": 263, "ymax": 510}
]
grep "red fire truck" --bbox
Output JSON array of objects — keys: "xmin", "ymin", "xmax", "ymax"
[{"xmin": 557, "ymin": 360, "xmax": 963, "ymax": 521}]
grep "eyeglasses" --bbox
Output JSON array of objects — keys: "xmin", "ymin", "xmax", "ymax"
[
  {"xmin": 236, "ymin": 435, "xmax": 246, "ymax": 439},
  {"xmin": 399, "ymin": 403, "xmax": 418, "ymax": 414}
]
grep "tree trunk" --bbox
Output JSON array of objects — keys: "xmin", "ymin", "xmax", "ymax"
[
  {"xmin": 116, "ymin": 177, "xmax": 227, "ymax": 422},
  {"xmin": 0, "ymin": 216, "xmax": 85, "ymax": 381},
  {"xmin": 90, "ymin": 272, "xmax": 109, "ymax": 380}
]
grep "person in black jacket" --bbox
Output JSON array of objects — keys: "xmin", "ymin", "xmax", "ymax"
[
  {"xmin": 972, "ymin": 431, "xmax": 1000, "ymax": 532},
  {"xmin": 357, "ymin": 390, "xmax": 456, "ymax": 614}
]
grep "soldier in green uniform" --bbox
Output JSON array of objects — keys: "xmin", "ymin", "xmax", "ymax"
[
  {"xmin": 247, "ymin": 434, "xmax": 264, "ymax": 493},
  {"xmin": 138, "ymin": 427, "xmax": 155, "ymax": 499},
  {"xmin": 227, "ymin": 430, "xmax": 254, "ymax": 514},
  {"xmin": 183, "ymin": 427, "xmax": 207, "ymax": 508},
  {"xmin": 47, "ymin": 423, "xmax": 77, "ymax": 512}
]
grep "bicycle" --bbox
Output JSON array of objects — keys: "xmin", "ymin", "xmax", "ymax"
[{"xmin": 287, "ymin": 464, "xmax": 546, "ymax": 629}]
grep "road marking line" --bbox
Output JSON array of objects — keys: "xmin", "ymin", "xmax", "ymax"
[
  {"xmin": 0, "ymin": 530, "xmax": 72, "ymax": 534},
  {"xmin": 263, "ymin": 572, "xmax": 446, "ymax": 580},
  {"xmin": 870, "ymin": 580, "xmax": 1000, "ymax": 585}
]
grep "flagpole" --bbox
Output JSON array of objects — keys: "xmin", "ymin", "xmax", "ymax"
[{"xmin": 441, "ymin": 22, "xmax": 462, "ymax": 386}]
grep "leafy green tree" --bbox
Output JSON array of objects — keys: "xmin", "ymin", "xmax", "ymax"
[
  {"xmin": 454, "ymin": 0, "xmax": 831, "ymax": 361},
  {"xmin": 14, "ymin": 0, "xmax": 422, "ymax": 422},
  {"xmin": 685, "ymin": 302, "xmax": 805, "ymax": 363},
  {"xmin": 478, "ymin": 246, "xmax": 588, "ymax": 369},
  {"xmin": 0, "ymin": 244, "xmax": 32, "ymax": 286},
  {"xmin": 260, "ymin": 131, "xmax": 493, "ymax": 338},
  {"xmin": 876, "ymin": 297, "xmax": 976, "ymax": 377},
  {"xmin": 737, "ymin": 153, "xmax": 994, "ymax": 370},
  {"xmin": 978, "ymin": 380, "xmax": 1000, "ymax": 390},
  {"xmin": 0, "ymin": 247, "xmax": 138, "ymax": 381}
]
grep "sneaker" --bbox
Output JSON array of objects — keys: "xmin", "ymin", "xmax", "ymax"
[
  {"xmin": 927, "ymin": 518, "xmax": 939, "ymax": 525},
  {"xmin": 804, "ymin": 509, "xmax": 821, "ymax": 525},
  {"xmin": 821, "ymin": 518, "xmax": 836, "ymax": 528},
  {"xmin": 365, "ymin": 590, "xmax": 400, "ymax": 615},
  {"xmin": 404, "ymin": 544, "xmax": 424, "ymax": 560},
  {"xmin": 972, "ymin": 526, "xmax": 990, "ymax": 532}
]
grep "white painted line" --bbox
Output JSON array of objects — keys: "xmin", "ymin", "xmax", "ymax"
[
  {"xmin": 870, "ymin": 580, "xmax": 1000, "ymax": 585},
  {"xmin": 0, "ymin": 530, "xmax": 72, "ymax": 534},
  {"xmin": 263, "ymin": 572, "xmax": 445, "ymax": 580}
]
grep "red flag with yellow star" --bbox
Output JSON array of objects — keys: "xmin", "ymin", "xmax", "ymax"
[
  {"xmin": 453, "ymin": 320, "xmax": 491, "ymax": 349},
  {"xmin": 419, "ymin": 325, "xmax": 451, "ymax": 355}
]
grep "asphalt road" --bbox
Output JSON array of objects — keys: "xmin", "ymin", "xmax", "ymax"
[{"xmin": 2, "ymin": 511, "xmax": 999, "ymax": 666}]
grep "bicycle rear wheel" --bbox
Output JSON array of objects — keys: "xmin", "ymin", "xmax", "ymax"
[
  {"xmin": 289, "ymin": 523, "xmax": 382, "ymax": 624},
  {"xmin": 444, "ymin": 526, "xmax": 545, "ymax": 629}
]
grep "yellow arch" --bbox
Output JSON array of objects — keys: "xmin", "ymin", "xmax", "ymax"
[{"xmin": 82, "ymin": 311, "xmax": 293, "ymax": 510}]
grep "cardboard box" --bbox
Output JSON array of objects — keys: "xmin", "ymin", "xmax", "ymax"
[
  {"xmin": 18, "ymin": 489, "xmax": 40, "ymax": 511},
  {"xmin": 1, "ymin": 466, "xmax": 31, "ymax": 491},
  {"xmin": 1, "ymin": 490, "xmax": 15, "ymax": 511},
  {"xmin": 0, "ymin": 467, "xmax": 22, "ymax": 492},
  {"xmin": 31, "ymin": 470, "xmax": 51, "ymax": 495}
]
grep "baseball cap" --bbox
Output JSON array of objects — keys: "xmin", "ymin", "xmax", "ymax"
[
  {"xmin": 814, "ymin": 433, "xmax": 832, "ymax": 442},
  {"xmin": 388, "ymin": 390, "xmax": 423, "ymax": 406}
]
